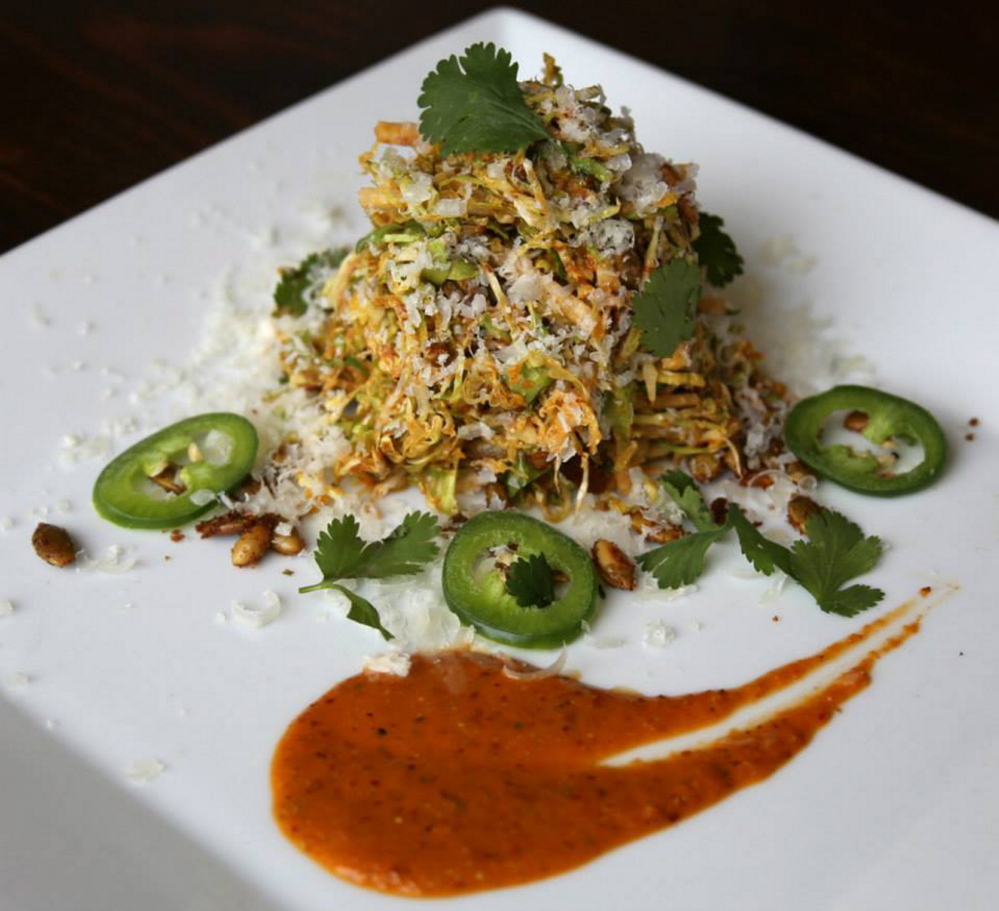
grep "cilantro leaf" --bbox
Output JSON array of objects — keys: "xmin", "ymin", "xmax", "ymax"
[
  {"xmin": 505, "ymin": 553, "xmax": 556, "ymax": 607},
  {"xmin": 693, "ymin": 213, "xmax": 743, "ymax": 287},
  {"xmin": 728, "ymin": 505, "xmax": 794, "ymax": 577},
  {"xmin": 818, "ymin": 585, "xmax": 885, "ymax": 617},
  {"xmin": 788, "ymin": 510, "xmax": 884, "ymax": 617},
  {"xmin": 362, "ymin": 511, "xmax": 441, "ymax": 578},
  {"xmin": 631, "ymin": 260, "xmax": 701, "ymax": 358},
  {"xmin": 639, "ymin": 489, "xmax": 884, "ymax": 616},
  {"xmin": 303, "ymin": 512, "xmax": 439, "ymax": 587},
  {"xmin": 661, "ymin": 470, "xmax": 718, "ymax": 531},
  {"xmin": 329, "ymin": 583, "xmax": 393, "ymax": 640},
  {"xmin": 637, "ymin": 526, "xmax": 729, "ymax": 590},
  {"xmin": 273, "ymin": 248, "xmax": 348, "ymax": 317},
  {"xmin": 299, "ymin": 512, "xmax": 441, "ymax": 634},
  {"xmin": 418, "ymin": 43, "xmax": 550, "ymax": 157},
  {"xmin": 309, "ymin": 514, "xmax": 369, "ymax": 580},
  {"xmin": 730, "ymin": 504, "xmax": 883, "ymax": 616}
]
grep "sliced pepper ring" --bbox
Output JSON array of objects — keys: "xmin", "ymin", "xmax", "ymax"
[
  {"xmin": 442, "ymin": 512, "xmax": 598, "ymax": 649},
  {"xmin": 784, "ymin": 385, "xmax": 947, "ymax": 496},
  {"xmin": 93, "ymin": 413, "xmax": 259, "ymax": 529}
]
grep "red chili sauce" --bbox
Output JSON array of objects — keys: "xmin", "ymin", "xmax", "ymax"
[{"xmin": 272, "ymin": 603, "xmax": 922, "ymax": 897}]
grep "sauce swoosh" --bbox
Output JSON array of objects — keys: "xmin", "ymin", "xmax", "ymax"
[{"xmin": 272, "ymin": 586, "xmax": 951, "ymax": 897}]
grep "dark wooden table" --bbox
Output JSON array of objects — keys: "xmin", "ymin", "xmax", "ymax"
[{"xmin": 3, "ymin": 0, "xmax": 995, "ymax": 253}]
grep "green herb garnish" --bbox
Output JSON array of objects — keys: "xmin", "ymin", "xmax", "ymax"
[
  {"xmin": 727, "ymin": 506, "xmax": 793, "ymax": 576},
  {"xmin": 273, "ymin": 248, "xmax": 348, "ymax": 317},
  {"xmin": 731, "ymin": 505, "xmax": 884, "ymax": 616},
  {"xmin": 631, "ymin": 260, "xmax": 701, "ymax": 358},
  {"xmin": 640, "ymin": 471, "xmax": 884, "ymax": 616},
  {"xmin": 418, "ymin": 43, "xmax": 550, "ymax": 157},
  {"xmin": 636, "ymin": 526, "xmax": 730, "ymax": 589},
  {"xmin": 505, "ymin": 553, "xmax": 556, "ymax": 607},
  {"xmin": 299, "ymin": 512, "xmax": 440, "ymax": 638},
  {"xmin": 660, "ymin": 469, "xmax": 719, "ymax": 531},
  {"xmin": 693, "ymin": 212, "xmax": 743, "ymax": 287}
]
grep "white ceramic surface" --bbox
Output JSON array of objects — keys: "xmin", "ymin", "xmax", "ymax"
[{"xmin": 1, "ymin": 8, "xmax": 998, "ymax": 911}]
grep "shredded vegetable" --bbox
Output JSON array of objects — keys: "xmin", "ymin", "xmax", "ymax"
[{"xmin": 272, "ymin": 55, "xmax": 790, "ymax": 518}]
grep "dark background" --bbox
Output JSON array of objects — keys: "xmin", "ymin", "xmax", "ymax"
[{"xmin": 2, "ymin": 0, "xmax": 995, "ymax": 253}]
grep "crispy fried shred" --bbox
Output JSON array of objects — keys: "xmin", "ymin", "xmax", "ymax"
[{"xmin": 273, "ymin": 61, "xmax": 790, "ymax": 518}]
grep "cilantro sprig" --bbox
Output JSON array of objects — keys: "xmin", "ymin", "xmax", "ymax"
[
  {"xmin": 729, "ymin": 506, "xmax": 884, "ymax": 616},
  {"xmin": 660, "ymin": 469, "xmax": 719, "ymax": 532},
  {"xmin": 299, "ymin": 512, "xmax": 440, "ymax": 638},
  {"xmin": 273, "ymin": 247, "xmax": 348, "ymax": 317},
  {"xmin": 637, "ymin": 526, "xmax": 729, "ymax": 589},
  {"xmin": 418, "ymin": 43, "xmax": 550, "ymax": 157},
  {"xmin": 783, "ymin": 511, "xmax": 884, "ymax": 616},
  {"xmin": 505, "ymin": 553, "xmax": 556, "ymax": 607},
  {"xmin": 631, "ymin": 260, "xmax": 701, "ymax": 358},
  {"xmin": 632, "ymin": 217, "xmax": 743, "ymax": 356},
  {"xmin": 637, "ymin": 470, "xmax": 727, "ymax": 586},
  {"xmin": 692, "ymin": 212, "xmax": 743, "ymax": 287},
  {"xmin": 639, "ymin": 471, "xmax": 884, "ymax": 616}
]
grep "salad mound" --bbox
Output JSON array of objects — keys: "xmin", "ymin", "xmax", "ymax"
[
  {"xmin": 83, "ymin": 44, "xmax": 940, "ymax": 640},
  {"xmin": 274, "ymin": 52, "xmax": 789, "ymax": 519}
]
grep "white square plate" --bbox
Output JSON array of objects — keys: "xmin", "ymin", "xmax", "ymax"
[{"xmin": 1, "ymin": 8, "xmax": 997, "ymax": 911}]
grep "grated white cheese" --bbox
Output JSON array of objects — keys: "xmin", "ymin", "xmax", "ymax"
[
  {"xmin": 364, "ymin": 652, "xmax": 412, "ymax": 676},
  {"xmin": 401, "ymin": 172, "xmax": 434, "ymax": 207},
  {"xmin": 82, "ymin": 544, "xmax": 137, "ymax": 574},
  {"xmin": 57, "ymin": 427, "xmax": 118, "ymax": 467},
  {"xmin": 230, "ymin": 590, "xmax": 282, "ymax": 629},
  {"xmin": 355, "ymin": 564, "xmax": 467, "ymax": 652},
  {"xmin": 126, "ymin": 759, "xmax": 166, "ymax": 784},
  {"xmin": 726, "ymin": 280, "xmax": 877, "ymax": 396},
  {"xmin": 758, "ymin": 234, "xmax": 817, "ymax": 274},
  {"xmin": 563, "ymin": 504, "xmax": 642, "ymax": 558},
  {"xmin": 432, "ymin": 198, "xmax": 466, "ymax": 217},
  {"xmin": 4, "ymin": 672, "xmax": 31, "ymax": 690},
  {"xmin": 617, "ymin": 153, "xmax": 669, "ymax": 216},
  {"xmin": 643, "ymin": 620, "xmax": 677, "ymax": 648},
  {"xmin": 638, "ymin": 578, "xmax": 698, "ymax": 601},
  {"xmin": 0, "ymin": 516, "xmax": 12, "ymax": 531},
  {"xmin": 760, "ymin": 571, "xmax": 789, "ymax": 604},
  {"xmin": 507, "ymin": 270, "xmax": 544, "ymax": 304},
  {"xmin": 201, "ymin": 429, "xmax": 233, "ymax": 465},
  {"xmin": 0, "ymin": 599, "xmax": 14, "ymax": 618},
  {"xmin": 457, "ymin": 421, "xmax": 495, "ymax": 441},
  {"xmin": 579, "ymin": 218, "xmax": 635, "ymax": 256},
  {"xmin": 583, "ymin": 632, "xmax": 627, "ymax": 649}
]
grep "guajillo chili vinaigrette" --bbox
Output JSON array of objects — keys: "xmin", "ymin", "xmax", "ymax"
[{"xmin": 272, "ymin": 598, "xmax": 931, "ymax": 897}]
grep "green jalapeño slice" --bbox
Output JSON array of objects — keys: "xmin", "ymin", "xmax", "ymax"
[
  {"xmin": 784, "ymin": 385, "xmax": 947, "ymax": 496},
  {"xmin": 442, "ymin": 512, "xmax": 598, "ymax": 649},
  {"xmin": 93, "ymin": 413, "xmax": 258, "ymax": 528}
]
